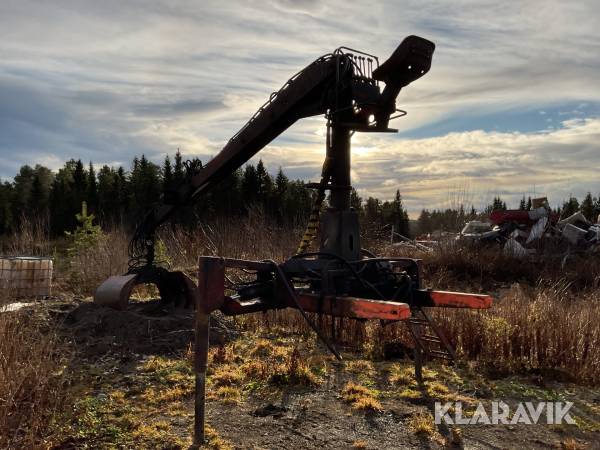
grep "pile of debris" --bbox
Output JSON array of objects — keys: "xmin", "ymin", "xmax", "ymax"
[{"xmin": 458, "ymin": 198, "xmax": 600, "ymax": 258}]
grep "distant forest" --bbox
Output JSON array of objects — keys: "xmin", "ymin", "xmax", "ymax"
[
  {"xmin": 0, "ymin": 151, "xmax": 412, "ymax": 237},
  {"xmin": 0, "ymin": 150, "xmax": 598, "ymax": 238}
]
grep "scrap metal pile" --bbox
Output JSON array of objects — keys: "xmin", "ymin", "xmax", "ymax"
[{"xmin": 459, "ymin": 197, "xmax": 600, "ymax": 258}]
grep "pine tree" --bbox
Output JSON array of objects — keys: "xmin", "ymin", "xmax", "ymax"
[
  {"xmin": 71, "ymin": 160, "xmax": 87, "ymax": 215},
  {"xmin": 594, "ymin": 195, "xmax": 600, "ymax": 223},
  {"xmin": 163, "ymin": 155, "xmax": 173, "ymax": 193},
  {"xmin": 0, "ymin": 182, "xmax": 14, "ymax": 233},
  {"xmin": 97, "ymin": 165, "xmax": 116, "ymax": 223},
  {"xmin": 526, "ymin": 196, "xmax": 532, "ymax": 211},
  {"xmin": 350, "ymin": 188, "xmax": 362, "ymax": 211},
  {"xmin": 561, "ymin": 195, "xmax": 580, "ymax": 217},
  {"xmin": 242, "ymin": 164, "xmax": 259, "ymax": 206},
  {"xmin": 12, "ymin": 165, "xmax": 35, "ymax": 221},
  {"xmin": 488, "ymin": 196, "xmax": 507, "ymax": 212},
  {"xmin": 87, "ymin": 162, "xmax": 98, "ymax": 213},
  {"xmin": 391, "ymin": 189, "xmax": 409, "ymax": 237},
  {"xmin": 29, "ymin": 173, "xmax": 44, "ymax": 216},
  {"xmin": 365, "ymin": 197, "xmax": 381, "ymax": 224},
  {"xmin": 255, "ymin": 159, "xmax": 272, "ymax": 204},
  {"xmin": 173, "ymin": 149, "xmax": 185, "ymax": 187},
  {"xmin": 130, "ymin": 155, "xmax": 161, "ymax": 219},
  {"xmin": 417, "ymin": 209, "xmax": 431, "ymax": 235},
  {"xmin": 50, "ymin": 160, "xmax": 78, "ymax": 233},
  {"xmin": 275, "ymin": 167, "xmax": 288, "ymax": 196},
  {"xmin": 580, "ymin": 192, "xmax": 595, "ymax": 221},
  {"xmin": 114, "ymin": 166, "xmax": 128, "ymax": 224},
  {"xmin": 519, "ymin": 196, "xmax": 526, "ymax": 210}
]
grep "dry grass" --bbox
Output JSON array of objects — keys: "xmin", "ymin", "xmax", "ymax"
[
  {"xmin": 406, "ymin": 411, "xmax": 435, "ymax": 436},
  {"xmin": 351, "ymin": 440, "xmax": 369, "ymax": 449},
  {"xmin": 1, "ymin": 213, "xmax": 600, "ymax": 447},
  {"xmin": 341, "ymin": 382, "xmax": 383, "ymax": 412},
  {"xmin": 560, "ymin": 438, "xmax": 589, "ymax": 450},
  {"xmin": 62, "ymin": 227, "xmax": 129, "ymax": 294},
  {"xmin": 0, "ymin": 310, "xmax": 68, "ymax": 448},
  {"xmin": 0, "ymin": 216, "xmax": 51, "ymax": 257},
  {"xmin": 433, "ymin": 283, "xmax": 600, "ymax": 383},
  {"xmin": 389, "ymin": 364, "xmax": 437, "ymax": 385},
  {"xmin": 212, "ymin": 364, "xmax": 244, "ymax": 387},
  {"xmin": 205, "ymin": 424, "xmax": 234, "ymax": 450},
  {"xmin": 211, "ymin": 386, "xmax": 242, "ymax": 404}
]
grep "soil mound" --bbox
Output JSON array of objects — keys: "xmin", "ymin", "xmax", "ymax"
[{"xmin": 62, "ymin": 299, "xmax": 231, "ymax": 356}]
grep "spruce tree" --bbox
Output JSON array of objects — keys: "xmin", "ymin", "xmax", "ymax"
[
  {"xmin": 392, "ymin": 189, "xmax": 409, "ymax": 237},
  {"xmin": 581, "ymin": 192, "xmax": 595, "ymax": 221},
  {"xmin": 418, "ymin": 209, "xmax": 431, "ymax": 235},
  {"xmin": 0, "ymin": 182, "xmax": 13, "ymax": 233},
  {"xmin": 97, "ymin": 165, "xmax": 116, "ymax": 223},
  {"xmin": 173, "ymin": 150, "xmax": 185, "ymax": 187},
  {"xmin": 350, "ymin": 188, "xmax": 362, "ymax": 211},
  {"xmin": 163, "ymin": 155, "xmax": 173, "ymax": 193},
  {"xmin": 561, "ymin": 195, "xmax": 580, "ymax": 217},
  {"xmin": 242, "ymin": 164, "xmax": 259, "ymax": 206},
  {"xmin": 87, "ymin": 162, "xmax": 98, "ymax": 213}
]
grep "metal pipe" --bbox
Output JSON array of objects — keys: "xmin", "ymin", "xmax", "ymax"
[
  {"xmin": 328, "ymin": 126, "xmax": 351, "ymax": 210},
  {"xmin": 193, "ymin": 308, "xmax": 209, "ymax": 446}
]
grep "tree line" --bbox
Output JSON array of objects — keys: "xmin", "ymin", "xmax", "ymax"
[
  {"xmin": 0, "ymin": 151, "xmax": 412, "ymax": 237},
  {"xmin": 416, "ymin": 193, "xmax": 600, "ymax": 235},
  {"xmin": 5, "ymin": 150, "xmax": 595, "ymax": 239}
]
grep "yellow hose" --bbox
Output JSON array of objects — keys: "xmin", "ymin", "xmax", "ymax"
[{"xmin": 296, "ymin": 156, "xmax": 331, "ymax": 254}]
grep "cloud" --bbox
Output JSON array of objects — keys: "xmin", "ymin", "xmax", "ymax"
[
  {"xmin": 0, "ymin": 0, "xmax": 598, "ymax": 215},
  {"xmin": 255, "ymin": 117, "xmax": 600, "ymax": 215}
]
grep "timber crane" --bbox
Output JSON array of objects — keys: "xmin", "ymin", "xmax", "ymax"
[{"xmin": 95, "ymin": 35, "xmax": 491, "ymax": 391}]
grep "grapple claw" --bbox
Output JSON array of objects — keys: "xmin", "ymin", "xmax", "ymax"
[{"xmin": 94, "ymin": 269, "xmax": 196, "ymax": 310}]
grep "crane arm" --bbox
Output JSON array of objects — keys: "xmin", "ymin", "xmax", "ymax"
[{"xmin": 128, "ymin": 36, "xmax": 435, "ymax": 270}]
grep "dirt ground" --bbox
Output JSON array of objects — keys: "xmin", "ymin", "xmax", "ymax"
[{"xmin": 30, "ymin": 297, "xmax": 600, "ymax": 449}]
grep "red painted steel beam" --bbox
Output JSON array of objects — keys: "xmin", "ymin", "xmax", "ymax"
[
  {"xmin": 222, "ymin": 294, "xmax": 411, "ymax": 320},
  {"xmin": 293, "ymin": 293, "xmax": 411, "ymax": 320},
  {"xmin": 412, "ymin": 289, "xmax": 492, "ymax": 309}
]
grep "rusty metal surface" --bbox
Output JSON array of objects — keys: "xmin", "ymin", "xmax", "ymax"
[
  {"xmin": 93, "ymin": 270, "xmax": 197, "ymax": 310},
  {"xmin": 293, "ymin": 293, "xmax": 411, "ymax": 321},
  {"xmin": 222, "ymin": 258, "xmax": 272, "ymax": 271},
  {"xmin": 93, "ymin": 274, "xmax": 139, "ymax": 310},
  {"xmin": 194, "ymin": 257, "xmax": 226, "ymax": 446},
  {"xmin": 413, "ymin": 290, "xmax": 493, "ymax": 309},
  {"xmin": 198, "ymin": 257, "xmax": 225, "ymax": 314}
]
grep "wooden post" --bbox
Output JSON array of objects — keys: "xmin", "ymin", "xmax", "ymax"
[{"xmin": 193, "ymin": 257, "xmax": 225, "ymax": 448}]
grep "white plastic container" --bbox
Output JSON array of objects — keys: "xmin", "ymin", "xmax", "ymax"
[{"xmin": 0, "ymin": 257, "xmax": 53, "ymax": 297}]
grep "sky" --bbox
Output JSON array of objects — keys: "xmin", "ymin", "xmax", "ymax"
[{"xmin": 0, "ymin": 0, "xmax": 599, "ymax": 216}]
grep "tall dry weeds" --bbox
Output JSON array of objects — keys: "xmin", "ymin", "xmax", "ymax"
[
  {"xmin": 230, "ymin": 229, "xmax": 600, "ymax": 383},
  {"xmin": 61, "ymin": 227, "xmax": 129, "ymax": 294},
  {"xmin": 0, "ymin": 310, "xmax": 69, "ymax": 448},
  {"xmin": 0, "ymin": 216, "xmax": 51, "ymax": 257},
  {"xmin": 434, "ymin": 283, "xmax": 600, "ymax": 382}
]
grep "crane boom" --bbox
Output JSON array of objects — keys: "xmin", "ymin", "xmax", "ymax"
[{"xmin": 97, "ymin": 35, "xmax": 437, "ymax": 309}]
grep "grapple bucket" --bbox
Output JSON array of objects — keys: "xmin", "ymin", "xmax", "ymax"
[{"xmin": 94, "ymin": 269, "xmax": 196, "ymax": 310}]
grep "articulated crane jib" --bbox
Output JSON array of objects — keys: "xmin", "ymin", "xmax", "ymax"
[{"xmin": 94, "ymin": 37, "xmax": 492, "ymax": 439}]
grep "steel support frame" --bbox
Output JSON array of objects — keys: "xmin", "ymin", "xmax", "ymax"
[{"xmin": 193, "ymin": 255, "xmax": 493, "ymax": 446}]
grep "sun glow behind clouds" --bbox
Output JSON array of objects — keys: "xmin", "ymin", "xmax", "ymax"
[
  {"xmin": 252, "ymin": 117, "xmax": 600, "ymax": 216},
  {"xmin": 0, "ymin": 0, "xmax": 598, "ymax": 216}
]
